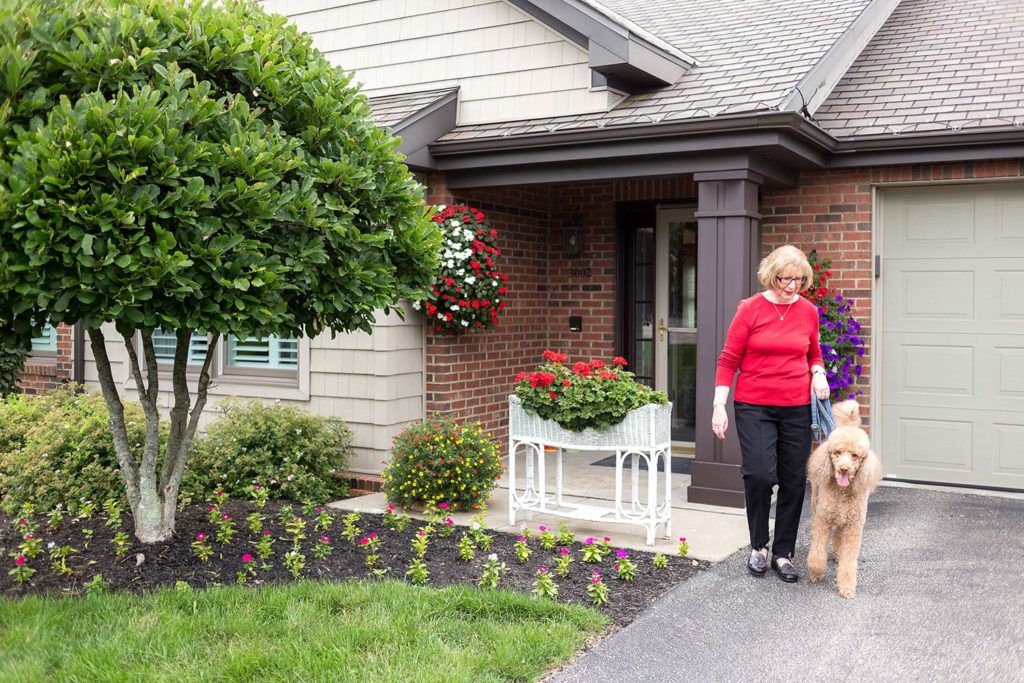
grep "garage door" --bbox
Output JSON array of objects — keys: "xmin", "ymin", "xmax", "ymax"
[{"xmin": 879, "ymin": 183, "xmax": 1024, "ymax": 490}]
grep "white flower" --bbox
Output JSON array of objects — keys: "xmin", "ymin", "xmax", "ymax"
[
  {"xmin": 47, "ymin": 542, "xmax": 56, "ymax": 549},
  {"xmin": 488, "ymin": 553, "xmax": 498, "ymax": 562},
  {"xmin": 451, "ymin": 305, "xmax": 460, "ymax": 311},
  {"xmin": 461, "ymin": 320, "xmax": 469, "ymax": 327},
  {"xmin": 450, "ymin": 220, "xmax": 461, "ymax": 227},
  {"xmin": 436, "ymin": 204, "xmax": 447, "ymax": 211},
  {"xmin": 471, "ymin": 522, "xmax": 481, "ymax": 530},
  {"xmin": 465, "ymin": 276, "xmax": 476, "ymax": 285}
]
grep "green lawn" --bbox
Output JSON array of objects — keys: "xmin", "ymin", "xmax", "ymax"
[{"xmin": 0, "ymin": 581, "xmax": 607, "ymax": 682}]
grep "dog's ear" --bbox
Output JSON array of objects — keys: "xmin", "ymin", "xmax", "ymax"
[
  {"xmin": 807, "ymin": 443, "xmax": 833, "ymax": 486},
  {"xmin": 854, "ymin": 449, "xmax": 883, "ymax": 495}
]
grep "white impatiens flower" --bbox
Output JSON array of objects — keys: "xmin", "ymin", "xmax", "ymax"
[
  {"xmin": 488, "ymin": 553, "xmax": 498, "ymax": 562},
  {"xmin": 465, "ymin": 276, "xmax": 476, "ymax": 285},
  {"xmin": 471, "ymin": 522, "xmax": 481, "ymax": 530}
]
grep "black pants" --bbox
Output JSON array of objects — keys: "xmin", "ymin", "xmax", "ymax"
[{"xmin": 734, "ymin": 402, "xmax": 812, "ymax": 560}]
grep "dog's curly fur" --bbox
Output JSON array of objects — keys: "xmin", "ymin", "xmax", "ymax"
[{"xmin": 806, "ymin": 400, "xmax": 882, "ymax": 598}]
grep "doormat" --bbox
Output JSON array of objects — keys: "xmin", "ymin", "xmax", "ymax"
[{"xmin": 590, "ymin": 454, "xmax": 693, "ymax": 475}]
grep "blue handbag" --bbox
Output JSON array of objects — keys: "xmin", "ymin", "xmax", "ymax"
[{"xmin": 810, "ymin": 390, "xmax": 836, "ymax": 442}]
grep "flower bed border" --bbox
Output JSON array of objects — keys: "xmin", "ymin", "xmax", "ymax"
[{"xmin": 507, "ymin": 396, "xmax": 673, "ymax": 545}]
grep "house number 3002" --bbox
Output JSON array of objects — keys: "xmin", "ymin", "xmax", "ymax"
[{"xmin": 570, "ymin": 267, "xmax": 592, "ymax": 278}]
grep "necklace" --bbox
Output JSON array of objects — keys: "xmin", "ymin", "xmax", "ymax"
[{"xmin": 768, "ymin": 296, "xmax": 795, "ymax": 321}]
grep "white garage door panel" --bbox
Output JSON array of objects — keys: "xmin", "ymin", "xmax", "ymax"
[
  {"xmin": 882, "ymin": 258, "xmax": 1024, "ymax": 334},
  {"xmin": 881, "ymin": 333, "xmax": 1024, "ymax": 411},
  {"xmin": 884, "ymin": 185, "xmax": 1024, "ymax": 258},
  {"xmin": 881, "ymin": 183, "xmax": 1024, "ymax": 489},
  {"xmin": 880, "ymin": 406, "xmax": 1024, "ymax": 488}
]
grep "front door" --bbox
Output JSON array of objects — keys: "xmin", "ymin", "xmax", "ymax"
[
  {"xmin": 622, "ymin": 206, "xmax": 698, "ymax": 446},
  {"xmin": 656, "ymin": 208, "xmax": 698, "ymax": 445}
]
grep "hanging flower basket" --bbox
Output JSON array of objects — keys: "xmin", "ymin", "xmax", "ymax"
[{"xmin": 412, "ymin": 204, "xmax": 508, "ymax": 335}]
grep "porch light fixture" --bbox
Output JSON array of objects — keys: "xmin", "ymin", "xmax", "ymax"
[{"xmin": 563, "ymin": 225, "xmax": 583, "ymax": 258}]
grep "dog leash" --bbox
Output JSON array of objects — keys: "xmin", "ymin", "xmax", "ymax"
[{"xmin": 810, "ymin": 389, "xmax": 836, "ymax": 442}]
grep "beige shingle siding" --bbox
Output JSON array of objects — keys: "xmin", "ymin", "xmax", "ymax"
[
  {"xmin": 438, "ymin": 0, "xmax": 871, "ymax": 140},
  {"xmin": 82, "ymin": 307, "xmax": 425, "ymax": 475},
  {"xmin": 262, "ymin": 0, "xmax": 624, "ymax": 125},
  {"xmin": 817, "ymin": 0, "xmax": 1024, "ymax": 137}
]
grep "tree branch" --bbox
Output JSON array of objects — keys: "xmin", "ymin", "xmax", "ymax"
[
  {"xmin": 88, "ymin": 328, "xmax": 141, "ymax": 509},
  {"xmin": 163, "ymin": 333, "xmax": 219, "ymax": 500},
  {"xmin": 124, "ymin": 332, "xmax": 163, "ymax": 490},
  {"xmin": 161, "ymin": 328, "xmax": 195, "ymax": 490}
]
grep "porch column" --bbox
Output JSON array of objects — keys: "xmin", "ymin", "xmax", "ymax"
[{"xmin": 688, "ymin": 170, "xmax": 762, "ymax": 508}]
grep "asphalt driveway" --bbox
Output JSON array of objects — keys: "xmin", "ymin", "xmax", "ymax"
[{"xmin": 551, "ymin": 485, "xmax": 1024, "ymax": 682}]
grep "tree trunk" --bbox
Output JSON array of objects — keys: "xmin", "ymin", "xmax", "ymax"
[{"xmin": 91, "ymin": 327, "xmax": 220, "ymax": 544}]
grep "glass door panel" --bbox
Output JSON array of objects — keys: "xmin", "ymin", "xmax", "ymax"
[{"xmin": 655, "ymin": 209, "xmax": 698, "ymax": 444}]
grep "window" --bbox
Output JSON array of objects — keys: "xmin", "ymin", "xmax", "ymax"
[
  {"xmin": 31, "ymin": 323, "xmax": 58, "ymax": 354},
  {"xmin": 148, "ymin": 329, "xmax": 298, "ymax": 375},
  {"xmin": 151, "ymin": 329, "xmax": 210, "ymax": 365},
  {"xmin": 227, "ymin": 336, "xmax": 298, "ymax": 370}
]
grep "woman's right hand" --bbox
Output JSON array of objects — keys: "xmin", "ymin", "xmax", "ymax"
[{"xmin": 711, "ymin": 404, "xmax": 728, "ymax": 440}]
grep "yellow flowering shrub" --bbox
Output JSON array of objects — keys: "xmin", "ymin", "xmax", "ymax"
[{"xmin": 382, "ymin": 415, "xmax": 503, "ymax": 511}]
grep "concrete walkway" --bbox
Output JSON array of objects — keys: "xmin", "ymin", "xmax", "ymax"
[{"xmin": 550, "ymin": 484, "xmax": 1024, "ymax": 682}]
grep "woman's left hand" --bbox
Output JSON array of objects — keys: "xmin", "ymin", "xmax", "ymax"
[{"xmin": 812, "ymin": 372, "xmax": 830, "ymax": 400}]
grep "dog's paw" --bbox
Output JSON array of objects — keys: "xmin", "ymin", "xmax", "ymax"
[
  {"xmin": 837, "ymin": 580, "xmax": 856, "ymax": 598},
  {"xmin": 808, "ymin": 566, "xmax": 825, "ymax": 583}
]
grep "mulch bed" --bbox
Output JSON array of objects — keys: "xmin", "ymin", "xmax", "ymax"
[{"xmin": 0, "ymin": 499, "xmax": 709, "ymax": 627}]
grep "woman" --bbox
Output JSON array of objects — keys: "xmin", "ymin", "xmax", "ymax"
[{"xmin": 711, "ymin": 245, "xmax": 829, "ymax": 583}]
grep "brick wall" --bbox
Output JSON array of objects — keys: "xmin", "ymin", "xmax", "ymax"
[
  {"xmin": 18, "ymin": 323, "xmax": 74, "ymax": 395},
  {"xmin": 423, "ymin": 174, "xmax": 696, "ymax": 441},
  {"xmin": 761, "ymin": 160, "xmax": 1024, "ymax": 422}
]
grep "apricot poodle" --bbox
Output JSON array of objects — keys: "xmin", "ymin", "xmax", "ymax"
[{"xmin": 807, "ymin": 399, "xmax": 882, "ymax": 598}]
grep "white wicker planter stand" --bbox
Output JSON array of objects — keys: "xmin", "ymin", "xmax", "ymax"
[{"xmin": 507, "ymin": 395, "xmax": 673, "ymax": 545}]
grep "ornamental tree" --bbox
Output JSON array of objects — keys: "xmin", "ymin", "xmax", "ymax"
[{"xmin": 0, "ymin": 0, "xmax": 441, "ymax": 542}]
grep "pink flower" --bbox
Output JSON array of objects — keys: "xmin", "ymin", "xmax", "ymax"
[
  {"xmin": 538, "ymin": 525, "xmax": 547, "ymax": 532},
  {"xmin": 215, "ymin": 490, "xmax": 224, "ymax": 497},
  {"xmin": 253, "ymin": 485, "xmax": 262, "ymax": 491},
  {"xmin": 262, "ymin": 529, "xmax": 272, "ymax": 536},
  {"xmin": 385, "ymin": 503, "xmax": 395, "ymax": 514},
  {"xmin": 560, "ymin": 548, "xmax": 569, "ymax": 556},
  {"xmin": 360, "ymin": 537, "xmax": 370, "ymax": 545},
  {"xmin": 315, "ymin": 508, "xmax": 324, "ymax": 514},
  {"xmin": 14, "ymin": 556, "xmax": 26, "ymax": 566},
  {"xmin": 320, "ymin": 536, "xmax": 330, "ymax": 543},
  {"xmin": 616, "ymin": 549, "xmax": 628, "ymax": 559},
  {"xmin": 585, "ymin": 537, "xmax": 595, "ymax": 545},
  {"xmin": 241, "ymin": 553, "xmax": 253, "ymax": 563},
  {"xmin": 25, "ymin": 533, "xmax": 34, "ymax": 539},
  {"xmin": 679, "ymin": 536, "xmax": 687, "ymax": 542},
  {"xmin": 206, "ymin": 506, "xmax": 214, "ymax": 512},
  {"xmin": 368, "ymin": 532, "xmax": 378, "ymax": 539},
  {"xmin": 417, "ymin": 530, "xmax": 426, "ymax": 537},
  {"xmin": 17, "ymin": 519, "xmax": 26, "ymax": 526},
  {"xmin": 603, "ymin": 536, "xmax": 611, "ymax": 542},
  {"xmin": 518, "ymin": 536, "xmax": 527, "ymax": 543},
  {"xmin": 438, "ymin": 502, "xmax": 451, "ymax": 511},
  {"xmin": 590, "ymin": 572, "xmax": 602, "ymax": 584},
  {"xmin": 537, "ymin": 567, "xmax": 549, "ymax": 574},
  {"xmin": 445, "ymin": 518, "xmax": 454, "ymax": 526},
  {"xmin": 195, "ymin": 533, "xmax": 206, "ymax": 541},
  {"xmin": 220, "ymin": 514, "xmax": 230, "ymax": 521}
]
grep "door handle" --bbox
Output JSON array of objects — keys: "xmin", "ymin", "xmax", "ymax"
[{"xmin": 658, "ymin": 318, "xmax": 667, "ymax": 342}]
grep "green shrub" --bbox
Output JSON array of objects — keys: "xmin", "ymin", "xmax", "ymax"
[
  {"xmin": 0, "ymin": 337, "xmax": 28, "ymax": 396},
  {"xmin": 183, "ymin": 401, "xmax": 352, "ymax": 503},
  {"xmin": 0, "ymin": 385, "xmax": 150, "ymax": 513},
  {"xmin": 382, "ymin": 415, "xmax": 503, "ymax": 511}
]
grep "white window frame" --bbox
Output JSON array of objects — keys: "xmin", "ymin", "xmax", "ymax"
[
  {"xmin": 129, "ymin": 329, "xmax": 310, "ymax": 401},
  {"xmin": 30, "ymin": 323, "xmax": 58, "ymax": 358}
]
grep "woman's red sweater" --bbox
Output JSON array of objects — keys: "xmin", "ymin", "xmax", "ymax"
[{"xmin": 714, "ymin": 293, "xmax": 824, "ymax": 406}]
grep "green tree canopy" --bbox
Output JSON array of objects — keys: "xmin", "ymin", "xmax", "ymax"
[
  {"xmin": 0, "ymin": 0, "xmax": 441, "ymax": 542},
  {"xmin": 0, "ymin": 0, "xmax": 439, "ymax": 343}
]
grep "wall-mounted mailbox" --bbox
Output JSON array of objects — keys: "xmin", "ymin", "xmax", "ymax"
[{"xmin": 569, "ymin": 315, "xmax": 582, "ymax": 332}]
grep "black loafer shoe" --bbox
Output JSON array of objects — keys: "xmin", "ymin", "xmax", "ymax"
[
  {"xmin": 772, "ymin": 557, "xmax": 799, "ymax": 583},
  {"xmin": 747, "ymin": 549, "xmax": 768, "ymax": 576}
]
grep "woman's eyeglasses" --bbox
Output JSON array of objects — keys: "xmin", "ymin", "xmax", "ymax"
[{"xmin": 775, "ymin": 276, "xmax": 806, "ymax": 286}]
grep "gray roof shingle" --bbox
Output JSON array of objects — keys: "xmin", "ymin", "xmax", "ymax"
[
  {"xmin": 436, "ymin": 0, "xmax": 871, "ymax": 142},
  {"xmin": 816, "ymin": 0, "xmax": 1024, "ymax": 137},
  {"xmin": 367, "ymin": 87, "xmax": 458, "ymax": 130}
]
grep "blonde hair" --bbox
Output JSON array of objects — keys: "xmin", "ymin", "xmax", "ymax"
[{"xmin": 757, "ymin": 245, "xmax": 813, "ymax": 292}]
